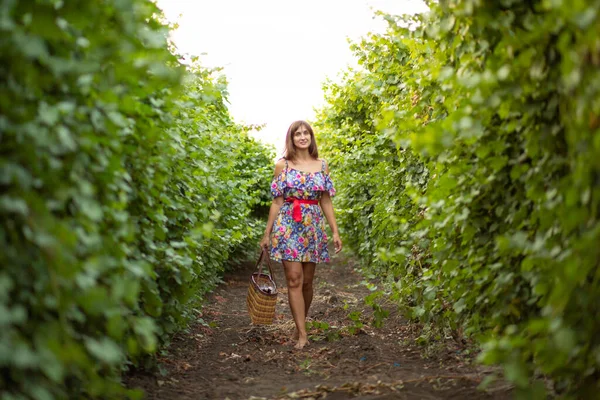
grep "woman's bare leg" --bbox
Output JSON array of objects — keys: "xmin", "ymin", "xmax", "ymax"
[
  {"xmin": 282, "ymin": 260, "xmax": 309, "ymax": 349},
  {"xmin": 302, "ymin": 262, "xmax": 316, "ymax": 318},
  {"xmin": 292, "ymin": 262, "xmax": 316, "ymax": 341}
]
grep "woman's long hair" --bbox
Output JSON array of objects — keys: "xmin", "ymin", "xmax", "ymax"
[{"xmin": 283, "ymin": 120, "xmax": 319, "ymax": 161}]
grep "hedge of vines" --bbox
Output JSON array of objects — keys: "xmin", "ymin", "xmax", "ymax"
[
  {"xmin": 317, "ymin": 0, "xmax": 599, "ymax": 397},
  {"xmin": 1, "ymin": 1, "xmax": 272, "ymax": 399}
]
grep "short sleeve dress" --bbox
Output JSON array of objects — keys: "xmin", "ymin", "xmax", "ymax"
[{"xmin": 270, "ymin": 158, "xmax": 336, "ymax": 263}]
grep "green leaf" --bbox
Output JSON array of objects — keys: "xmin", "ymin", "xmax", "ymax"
[
  {"xmin": 84, "ymin": 337, "xmax": 123, "ymax": 364},
  {"xmin": 0, "ymin": 196, "xmax": 29, "ymax": 215}
]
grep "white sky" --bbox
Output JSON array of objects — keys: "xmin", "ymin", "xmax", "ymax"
[{"xmin": 155, "ymin": 0, "xmax": 428, "ymax": 155}]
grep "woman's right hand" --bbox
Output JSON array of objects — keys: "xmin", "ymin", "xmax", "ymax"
[{"xmin": 259, "ymin": 234, "xmax": 271, "ymax": 250}]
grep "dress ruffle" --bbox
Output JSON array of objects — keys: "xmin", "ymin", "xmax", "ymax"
[
  {"xmin": 269, "ymin": 167, "xmax": 335, "ymax": 199},
  {"xmin": 323, "ymin": 173, "xmax": 336, "ymax": 197},
  {"xmin": 270, "ymin": 169, "xmax": 286, "ymax": 198}
]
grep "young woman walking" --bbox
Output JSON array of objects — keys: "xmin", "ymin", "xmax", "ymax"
[{"xmin": 259, "ymin": 120, "xmax": 342, "ymax": 349}]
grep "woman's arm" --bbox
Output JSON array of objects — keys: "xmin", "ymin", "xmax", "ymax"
[
  {"xmin": 259, "ymin": 160, "xmax": 286, "ymax": 249},
  {"xmin": 319, "ymin": 192, "xmax": 342, "ymax": 253},
  {"xmin": 261, "ymin": 197, "xmax": 284, "ymax": 244},
  {"xmin": 320, "ymin": 158, "xmax": 342, "ymax": 253}
]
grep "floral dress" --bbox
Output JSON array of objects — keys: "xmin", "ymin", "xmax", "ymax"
[{"xmin": 270, "ymin": 158, "xmax": 336, "ymax": 263}]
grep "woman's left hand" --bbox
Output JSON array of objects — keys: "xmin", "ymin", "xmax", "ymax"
[{"xmin": 333, "ymin": 233, "xmax": 343, "ymax": 254}]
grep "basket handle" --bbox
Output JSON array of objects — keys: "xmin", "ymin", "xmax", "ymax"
[{"xmin": 256, "ymin": 248, "xmax": 276, "ymax": 285}]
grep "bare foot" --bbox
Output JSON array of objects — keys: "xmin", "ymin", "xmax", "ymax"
[
  {"xmin": 294, "ymin": 334, "xmax": 309, "ymax": 350},
  {"xmin": 292, "ymin": 329, "xmax": 299, "ymax": 340}
]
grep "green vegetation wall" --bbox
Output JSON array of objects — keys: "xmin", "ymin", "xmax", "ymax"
[
  {"xmin": 317, "ymin": 0, "xmax": 600, "ymax": 397},
  {"xmin": 1, "ymin": 1, "xmax": 272, "ymax": 398}
]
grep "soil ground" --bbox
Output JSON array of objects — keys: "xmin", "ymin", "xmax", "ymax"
[{"xmin": 126, "ymin": 254, "xmax": 512, "ymax": 399}]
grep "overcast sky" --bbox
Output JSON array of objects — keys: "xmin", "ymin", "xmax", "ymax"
[{"xmin": 155, "ymin": 0, "xmax": 427, "ymax": 155}]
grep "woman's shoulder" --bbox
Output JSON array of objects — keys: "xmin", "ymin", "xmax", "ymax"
[
  {"xmin": 318, "ymin": 158, "xmax": 330, "ymax": 173},
  {"xmin": 273, "ymin": 158, "xmax": 287, "ymax": 176}
]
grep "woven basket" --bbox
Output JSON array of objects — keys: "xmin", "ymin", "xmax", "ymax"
[{"xmin": 247, "ymin": 249, "xmax": 278, "ymax": 325}]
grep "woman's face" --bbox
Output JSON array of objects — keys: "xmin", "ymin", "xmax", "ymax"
[{"xmin": 293, "ymin": 125, "xmax": 311, "ymax": 150}]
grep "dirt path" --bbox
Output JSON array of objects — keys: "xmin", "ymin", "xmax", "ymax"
[{"xmin": 126, "ymin": 255, "xmax": 511, "ymax": 399}]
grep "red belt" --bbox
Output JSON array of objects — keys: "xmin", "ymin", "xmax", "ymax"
[{"xmin": 285, "ymin": 198, "xmax": 319, "ymax": 222}]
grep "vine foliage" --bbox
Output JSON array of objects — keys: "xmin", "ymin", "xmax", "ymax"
[
  {"xmin": 317, "ymin": 0, "xmax": 600, "ymax": 397},
  {"xmin": 0, "ymin": 1, "xmax": 271, "ymax": 398}
]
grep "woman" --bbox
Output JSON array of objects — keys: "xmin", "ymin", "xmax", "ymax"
[{"xmin": 259, "ymin": 120, "xmax": 342, "ymax": 349}]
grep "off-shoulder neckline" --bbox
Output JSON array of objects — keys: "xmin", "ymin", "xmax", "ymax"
[
  {"xmin": 280, "ymin": 158, "xmax": 328, "ymax": 175},
  {"xmin": 286, "ymin": 167, "xmax": 326, "ymax": 175}
]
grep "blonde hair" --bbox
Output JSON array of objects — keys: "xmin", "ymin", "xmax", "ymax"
[{"xmin": 283, "ymin": 120, "xmax": 319, "ymax": 161}]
